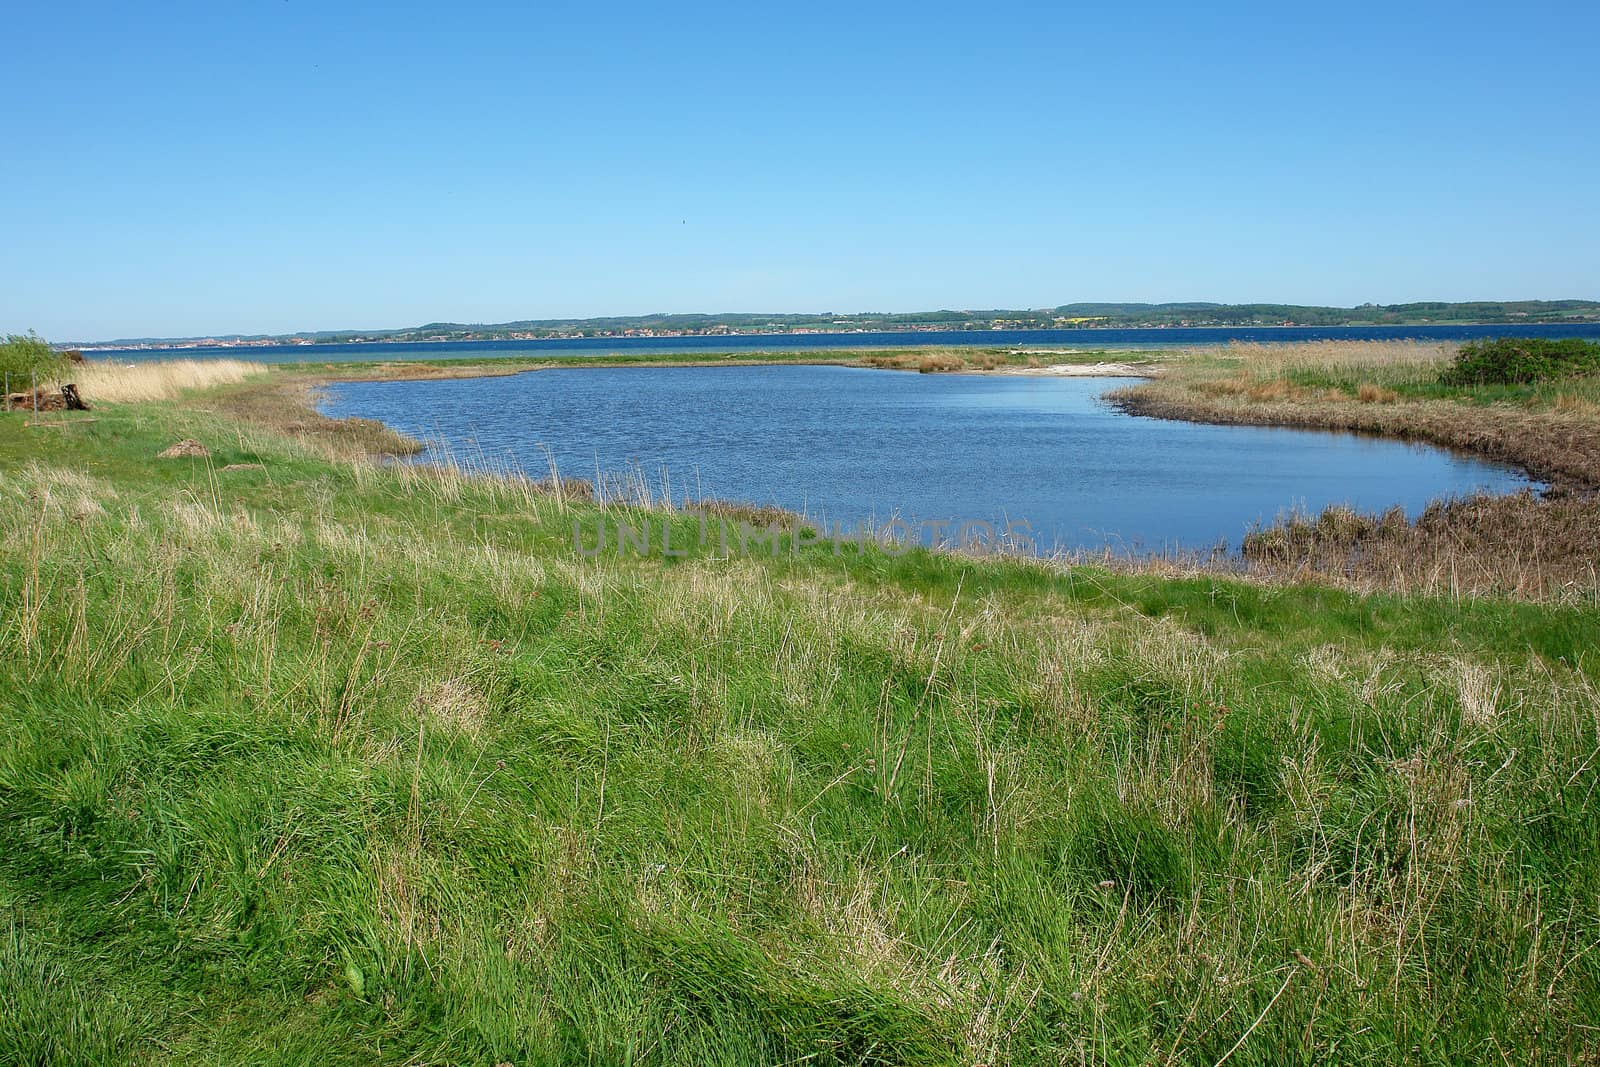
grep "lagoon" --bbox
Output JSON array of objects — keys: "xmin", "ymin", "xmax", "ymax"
[{"xmin": 320, "ymin": 365, "xmax": 1537, "ymax": 554}]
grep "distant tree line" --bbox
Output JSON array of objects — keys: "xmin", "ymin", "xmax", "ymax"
[{"xmin": 72, "ymin": 300, "xmax": 1600, "ymax": 348}]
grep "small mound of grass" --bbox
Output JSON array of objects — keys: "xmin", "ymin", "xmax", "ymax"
[
  {"xmin": 859, "ymin": 350, "xmax": 1009, "ymax": 373},
  {"xmin": 1440, "ymin": 337, "xmax": 1600, "ymax": 386}
]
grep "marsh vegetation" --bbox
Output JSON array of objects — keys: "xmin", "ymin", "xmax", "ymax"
[
  {"xmin": 1110, "ymin": 340, "xmax": 1600, "ymax": 601},
  {"xmin": 0, "ymin": 346, "xmax": 1596, "ymax": 1063}
]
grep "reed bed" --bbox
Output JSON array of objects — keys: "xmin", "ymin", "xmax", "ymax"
[
  {"xmin": 72, "ymin": 358, "xmax": 266, "ymax": 403},
  {"xmin": 1211, "ymin": 339, "xmax": 1456, "ymax": 388},
  {"xmin": 1240, "ymin": 493, "xmax": 1600, "ymax": 603}
]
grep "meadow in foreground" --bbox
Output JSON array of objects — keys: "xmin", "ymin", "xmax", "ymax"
[{"xmin": 0, "ymin": 363, "xmax": 1596, "ymax": 1064}]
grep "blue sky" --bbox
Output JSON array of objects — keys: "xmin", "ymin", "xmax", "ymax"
[{"xmin": 4, "ymin": 1, "xmax": 1597, "ymax": 340}]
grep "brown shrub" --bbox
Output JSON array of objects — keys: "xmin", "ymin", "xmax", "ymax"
[
  {"xmin": 917, "ymin": 353, "xmax": 967, "ymax": 374},
  {"xmin": 1244, "ymin": 379, "xmax": 1307, "ymax": 402}
]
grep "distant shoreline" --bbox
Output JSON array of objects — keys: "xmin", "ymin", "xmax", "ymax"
[
  {"xmin": 62, "ymin": 301, "xmax": 1600, "ymax": 351},
  {"xmin": 70, "ymin": 319, "xmax": 1586, "ymax": 353},
  {"xmin": 72, "ymin": 320, "xmax": 1600, "ymax": 359}
]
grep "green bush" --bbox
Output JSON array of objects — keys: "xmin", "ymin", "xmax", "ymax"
[
  {"xmin": 0, "ymin": 331, "xmax": 69, "ymax": 386},
  {"xmin": 1440, "ymin": 336, "xmax": 1600, "ymax": 386}
]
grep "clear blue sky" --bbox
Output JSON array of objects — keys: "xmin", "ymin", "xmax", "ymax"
[{"xmin": 5, "ymin": 1, "xmax": 1597, "ymax": 341}]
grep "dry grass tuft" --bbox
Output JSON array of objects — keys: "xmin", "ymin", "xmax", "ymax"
[
  {"xmin": 685, "ymin": 497, "xmax": 807, "ymax": 529},
  {"xmin": 917, "ymin": 353, "xmax": 967, "ymax": 373},
  {"xmin": 418, "ymin": 677, "xmax": 488, "ymax": 737},
  {"xmin": 74, "ymin": 359, "xmax": 265, "ymax": 402},
  {"xmin": 1244, "ymin": 377, "xmax": 1302, "ymax": 402},
  {"xmin": 860, "ymin": 349, "xmax": 1006, "ymax": 374},
  {"xmin": 529, "ymin": 476, "xmax": 596, "ymax": 503},
  {"xmin": 1554, "ymin": 393, "xmax": 1600, "ymax": 416},
  {"xmin": 157, "ymin": 439, "xmax": 210, "ymax": 459},
  {"xmin": 1451, "ymin": 659, "xmax": 1502, "ymax": 728},
  {"xmin": 1191, "ymin": 375, "xmax": 1332, "ymax": 403},
  {"xmin": 1240, "ymin": 492, "xmax": 1600, "ymax": 601}
]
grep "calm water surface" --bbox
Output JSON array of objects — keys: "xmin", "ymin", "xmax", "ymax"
[{"xmin": 320, "ymin": 365, "xmax": 1536, "ymax": 554}]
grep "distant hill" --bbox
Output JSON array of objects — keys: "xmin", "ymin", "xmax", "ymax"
[{"xmin": 72, "ymin": 300, "xmax": 1600, "ymax": 348}]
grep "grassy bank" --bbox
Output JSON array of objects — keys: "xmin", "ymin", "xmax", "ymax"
[
  {"xmin": 2, "ymin": 360, "xmax": 1598, "ymax": 1064},
  {"xmin": 1112, "ymin": 341, "xmax": 1600, "ymax": 601},
  {"xmin": 1111, "ymin": 341, "xmax": 1600, "ymax": 490}
]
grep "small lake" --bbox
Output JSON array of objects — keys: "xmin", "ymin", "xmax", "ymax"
[{"xmin": 320, "ymin": 365, "xmax": 1537, "ymax": 555}]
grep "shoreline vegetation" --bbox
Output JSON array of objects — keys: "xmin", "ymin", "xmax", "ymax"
[
  {"xmin": 2, "ymin": 339, "xmax": 1598, "ymax": 1062},
  {"xmin": 1105, "ymin": 340, "xmax": 1600, "ymax": 601}
]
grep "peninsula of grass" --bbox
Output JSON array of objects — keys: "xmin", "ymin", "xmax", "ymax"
[
  {"xmin": 1110, "ymin": 340, "xmax": 1600, "ymax": 489},
  {"xmin": 1, "ymin": 354, "xmax": 1597, "ymax": 1064},
  {"xmin": 267, "ymin": 343, "xmax": 1155, "ymax": 381},
  {"xmin": 1110, "ymin": 340, "xmax": 1600, "ymax": 600}
]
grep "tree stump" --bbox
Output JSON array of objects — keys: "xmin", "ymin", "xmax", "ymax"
[{"xmin": 62, "ymin": 383, "xmax": 89, "ymax": 411}]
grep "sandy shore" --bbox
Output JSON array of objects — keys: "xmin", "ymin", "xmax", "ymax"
[{"xmin": 988, "ymin": 360, "xmax": 1156, "ymax": 377}]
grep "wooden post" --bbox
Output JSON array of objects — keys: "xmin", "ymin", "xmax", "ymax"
[
  {"xmin": 32, "ymin": 371, "xmax": 38, "ymax": 418},
  {"xmin": 3, "ymin": 372, "xmax": 8, "ymax": 412}
]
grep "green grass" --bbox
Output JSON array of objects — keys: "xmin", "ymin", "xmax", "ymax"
[
  {"xmin": 1158, "ymin": 339, "xmax": 1600, "ymax": 412},
  {"xmin": 1278, "ymin": 367, "xmax": 1600, "ymax": 408},
  {"xmin": 1, "ymin": 395, "xmax": 1598, "ymax": 1064}
]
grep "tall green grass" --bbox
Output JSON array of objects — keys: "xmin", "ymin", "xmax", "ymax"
[{"xmin": 0, "ymin": 401, "xmax": 1596, "ymax": 1063}]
